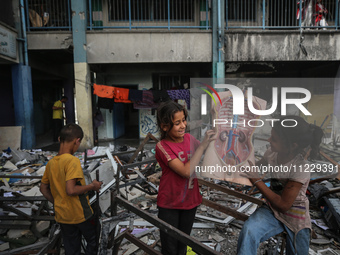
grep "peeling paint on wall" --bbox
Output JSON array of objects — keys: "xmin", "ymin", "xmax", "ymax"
[{"xmin": 79, "ymin": 12, "xmax": 85, "ymax": 20}]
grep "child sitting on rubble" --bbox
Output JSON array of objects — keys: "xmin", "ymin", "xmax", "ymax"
[
  {"xmin": 155, "ymin": 100, "xmax": 216, "ymax": 255},
  {"xmin": 237, "ymin": 116, "xmax": 323, "ymax": 255},
  {"xmin": 40, "ymin": 123, "xmax": 103, "ymax": 255}
]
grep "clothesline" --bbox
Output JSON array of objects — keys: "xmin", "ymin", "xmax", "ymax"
[{"xmin": 93, "ymin": 83, "xmax": 204, "ymax": 110}]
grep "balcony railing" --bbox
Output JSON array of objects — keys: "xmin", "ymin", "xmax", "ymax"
[
  {"xmin": 24, "ymin": 0, "xmax": 340, "ymax": 31},
  {"xmin": 25, "ymin": 0, "xmax": 72, "ymax": 31},
  {"xmin": 226, "ymin": 0, "xmax": 339, "ymax": 29},
  {"xmin": 88, "ymin": 0, "xmax": 210, "ymax": 30}
]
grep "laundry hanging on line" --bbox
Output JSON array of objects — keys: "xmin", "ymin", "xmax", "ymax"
[{"xmin": 93, "ymin": 83, "xmax": 193, "ymax": 109}]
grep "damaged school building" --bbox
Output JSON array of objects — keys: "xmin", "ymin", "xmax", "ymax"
[{"xmin": 1, "ymin": 0, "xmax": 340, "ymax": 254}]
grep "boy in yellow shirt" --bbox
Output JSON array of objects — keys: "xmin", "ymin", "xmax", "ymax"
[{"xmin": 40, "ymin": 124, "xmax": 102, "ymax": 255}]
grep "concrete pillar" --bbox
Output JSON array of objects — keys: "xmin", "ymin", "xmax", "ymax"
[
  {"xmin": 63, "ymin": 79, "xmax": 75, "ymax": 124},
  {"xmin": 11, "ymin": 64, "xmax": 35, "ymax": 149},
  {"xmin": 11, "ymin": 0, "xmax": 35, "ymax": 149},
  {"xmin": 75, "ymin": 63, "xmax": 93, "ymax": 149},
  {"xmin": 71, "ymin": 0, "xmax": 93, "ymax": 149},
  {"xmin": 212, "ymin": 0, "xmax": 225, "ymax": 87}
]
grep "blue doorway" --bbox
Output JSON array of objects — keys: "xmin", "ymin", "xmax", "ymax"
[{"xmin": 113, "ymin": 85, "xmax": 139, "ymax": 139}]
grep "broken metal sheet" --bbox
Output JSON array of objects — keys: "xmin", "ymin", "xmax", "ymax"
[
  {"xmin": 90, "ymin": 161, "xmax": 114, "ymax": 187},
  {"xmin": 88, "ymin": 157, "xmax": 117, "ymax": 213},
  {"xmin": 132, "ymin": 169, "xmax": 158, "ymax": 192},
  {"xmin": 119, "ymin": 183, "xmax": 145, "ymax": 201},
  {"xmin": 86, "ymin": 160, "xmax": 100, "ymax": 172},
  {"xmin": 106, "ymin": 148, "xmax": 119, "ymax": 176},
  {"xmin": 8, "ymin": 207, "xmax": 32, "ymax": 217},
  {"xmin": 0, "ymin": 242, "xmax": 9, "ymax": 252},
  {"xmin": 20, "ymin": 186, "xmax": 42, "ymax": 197},
  {"xmin": 120, "ymin": 227, "xmax": 158, "ymax": 246},
  {"xmin": 0, "ymin": 239, "xmax": 48, "ymax": 255},
  {"xmin": 195, "ymin": 201, "xmax": 253, "ymax": 225},
  {"xmin": 97, "ymin": 191, "xmax": 111, "ymax": 214},
  {"xmin": 2, "ymin": 161, "xmax": 17, "ymax": 171},
  {"xmin": 10, "ymin": 149, "xmax": 37, "ymax": 164},
  {"xmin": 89, "ymin": 178, "xmax": 116, "ymax": 205},
  {"xmin": 120, "ymin": 236, "xmax": 149, "ymax": 255},
  {"xmin": 315, "ymin": 247, "xmax": 340, "ymax": 255},
  {"xmin": 195, "ymin": 214, "xmax": 226, "ymax": 224},
  {"xmin": 201, "ymin": 198, "xmax": 249, "ymax": 221},
  {"xmin": 222, "ymin": 202, "xmax": 253, "ymax": 225},
  {"xmin": 117, "ymin": 220, "xmax": 215, "ymax": 229}
]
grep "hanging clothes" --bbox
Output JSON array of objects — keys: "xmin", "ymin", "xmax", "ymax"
[
  {"xmin": 113, "ymin": 87, "xmax": 131, "ymax": 103},
  {"xmin": 128, "ymin": 89, "xmax": 143, "ymax": 102},
  {"xmin": 167, "ymin": 89, "xmax": 191, "ymax": 109},
  {"xmin": 152, "ymin": 90, "xmax": 170, "ymax": 103},
  {"xmin": 93, "ymin": 83, "xmax": 115, "ymax": 99},
  {"xmin": 97, "ymin": 97, "xmax": 114, "ymax": 110},
  {"xmin": 133, "ymin": 90, "xmax": 159, "ymax": 109}
]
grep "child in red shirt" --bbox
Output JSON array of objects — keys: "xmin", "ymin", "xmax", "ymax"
[
  {"xmin": 315, "ymin": 0, "xmax": 328, "ymax": 28},
  {"xmin": 155, "ymin": 101, "xmax": 215, "ymax": 255}
]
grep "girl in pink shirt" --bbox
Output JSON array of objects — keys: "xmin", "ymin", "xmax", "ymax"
[{"xmin": 155, "ymin": 100, "xmax": 215, "ymax": 255}]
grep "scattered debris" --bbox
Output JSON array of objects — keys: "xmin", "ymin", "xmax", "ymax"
[{"xmin": 0, "ymin": 133, "xmax": 340, "ymax": 254}]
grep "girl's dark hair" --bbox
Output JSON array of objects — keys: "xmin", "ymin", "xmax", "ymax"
[
  {"xmin": 273, "ymin": 115, "xmax": 324, "ymax": 159},
  {"xmin": 156, "ymin": 101, "xmax": 188, "ymax": 140},
  {"xmin": 59, "ymin": 123, "xmax": 84, "ymax": 143}
]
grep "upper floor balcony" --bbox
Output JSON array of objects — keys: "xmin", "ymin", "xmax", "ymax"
[{"xmin": 24, "ymin": 0, "xmax": 340, "ymax": 31}]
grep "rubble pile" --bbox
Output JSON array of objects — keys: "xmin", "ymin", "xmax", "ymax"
[{"xmin": 0, "ymin": 142, "xmax": 340, "ymax": 254}]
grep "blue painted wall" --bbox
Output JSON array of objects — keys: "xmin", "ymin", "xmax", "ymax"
[
  {"xmin": 71, "ymin": 0, "xmax": 87, "ymax": 63},
  {"xmin": 11, "ymin": 64, "xmax": 35, "ymax": 149}
]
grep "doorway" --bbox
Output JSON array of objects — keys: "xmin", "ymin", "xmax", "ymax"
[{"xmin": 113, "ymin": 85, "xmax": 139, "ymax": 139}]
